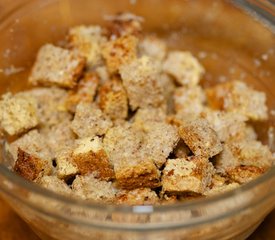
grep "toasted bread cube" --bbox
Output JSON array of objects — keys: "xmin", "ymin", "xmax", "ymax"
[
  {"xmin": 72, "ymin": 136, "xmax": 114, "ymax": 180},
  {"xmin": 0, "ymin": 93, "xmax": 38, "ymax": 136},
  {"xmin": 226, "ymin": 166, "xmax": 265, "ymax": 184},
  {"xmin": 120, "ymin": 56, "xmax": 165, "ymax": 110},
  {"xmin": 159, "ymin": 74, "xmax": 176, "ymax": 113},
  {"xmin": 201, "ymin": 109, "xmax": 248, "ymax": 142},
  {"xmin": 162, "ymin": 157, "xmax": 215, "ymax": 195},
  {"xmin": 98, "ymin": 78, "xmax": 128, "ymax": 120},
  {"xmin": 139, "ymin": 122, "xmax": 179, "ymax": 168},
  {"xmin": 116, "ymin": 188, "xmax": 159, "ymax": 205},
  {"xmin": 19, "ymin": 87, "xmax": 71, "ymax": 127},
  {"xmin": 95, "ymin": 66, "xmax": 110, "ymax": 85},
  {"xmin": 179, "ymin": 119, "xmax": 222, "ymax": 158},
  {"xmin": 227, "ymin": 140, "xmax": 273, "ymax": 170},
  {"xmin": 36, "ymin": 175, "xmax": 72, "ymax": 196},
  {"xmin": 6, "ymin": 130, "xmax": 53, "ymax": 167},
  {"xmin": 66, "ymin": 72, "xmax": 99, "ymax": 112},
  {"xmin": 139, "ymin": 35, "xmax": 167, "ymax": 61},
  {"xmin": 13, "ymin": 148, "xmax": 52, "ymax": 181},
  {"xmin": 72, "ymin": 174, "xmax": 117, "ymax": 202},
  {"xmin": 106, "ymin": 12, "xmax": 143, "ymax": 38},
  {"xmin": 163, "ymin": 51, "xmax": 205, "ymax": 87},
  {"xmin": 206, "ymin": 80, "xmax": 268, "ymax": 121},
  {"xmin": 174, "ymin": 140, "xmax": 191, "ymax": 158},
  {"xmin": 55, "ymin": 147, "xmax": 79, "ymax": 180},
  {"xmin": 231, "ymin": 125, "xmax": 257, "ymax": 142},
  {"xmin": 102, "ymin": 35, "xmax": 138, "ymax": 74},
  {"xmin": 68, "ymin": 25, "xmax": 106, "ymax": 68},
  {"xmin": 71, "ymin": 102, "xmax": 113, "ymax": 138},
  {"xmin": 29, "ymin": 44, "xmax": 85, "ymax": 88},
  {"xmin": 174, "ymin": 86, "xmax": 206, "ymax": 118}
]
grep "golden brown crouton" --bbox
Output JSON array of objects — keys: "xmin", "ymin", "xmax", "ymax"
[
  {"xmin": 162, "ymin": 157, "xmax": 215, "ymax": 195},
  {"xmin": 206, "ymin": 80, "xmax": 268, "ymax": 121},
  {"xmin": 71, "ymin": 102, "xmax": 113, "ymax": 138},
  {"xmin": 105, "ymin": 12, "xmax": 143, "ymax": 38},
  {"xmin": 68, "ymin": 25, "xmax": 106, "ymax": 68},
  {"xmin": 116, "ymin": 188, "xmax": 159, "ymax": 205},
  {"xmin": 13, "ymin": 148, "xmax": 52, "ymax": 181},
  {"xmin": 36, "ymin": 175, "xmax": 72, "ymax": 196},
  {"xmin": 95, "ymin": 65, "xmax": 110, "ymax": 85},
  {"xmin": 72, "ymin": 174, "xmax": 117, "ymax": 202},
  {"xmin": 179, "ymin": 119, "xmax": 223, "ymax": 158},
  {"xmin": 72, "ymin": 136, "xmax": 114, "ymax": 180},
  {"xmin": 29, "ymin": 44, "xmax": 85, "ymax": 88},
  {"xmin": 119, "ymin": 56, "xmax": 165, "ymax": 110},
  {"xmin": 6, "ymin": 130, "xmax": 53, "ymax": 166},
  {"xmin": 132, "ymin": 107, "xmax": 167, "ymax": 126},
  {"xmin": 19, "ymin": 87, "xmax": 71, "ymax": 128},
  {"xmin": 226, "ymin": 166, "xmax": 265, "ymax": 184},
  {"xmin": 102, "ymin": 35, "xmax": 138, "ymax": 74},
  {"xmin": 163, "ymin": 51, "xmax": 205, "ymax": 87},
  {"xmin": 98, "ymin": 77, "xmax": 128, "ymax": 120},
  {"xmin": 0, "ymin": 93, "xmax": 38, "ymax": 136},
  {"xmin": 66, "ymin": 72, "xmax": 99, "ymax": 112},
  {"xmin": 139, "ymin": 35, "xmax": 167, "ymax": 61},
  {"xmin": 174, "ymin": 86, "xmax": 206, "ymax": 118}
]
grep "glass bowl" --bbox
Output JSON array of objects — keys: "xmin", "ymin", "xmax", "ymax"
[{"xmin": 0, "ymin": 1, "xmax": 274, "ymax": 239}]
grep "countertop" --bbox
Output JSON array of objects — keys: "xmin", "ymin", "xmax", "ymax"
[{"xmin": 0, "ymin": 197, "xmax": 274, "ymax": 240}]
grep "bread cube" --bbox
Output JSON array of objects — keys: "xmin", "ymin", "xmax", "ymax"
[
  {"xmin": 120, "ymin": 56, "xmax": 165, "ymax": 110},
  {"xmin": 13, "ymin": 148, "xmax": 52, "ymax": 181},
  {"xmin": 29, "ymin": 44, "xmax": 85, "ymax": 88},
  {"xmin": 179, "ymin": 119, "xmax": 222, "ymax": 158},
  {"xmin": 98, "ymin": 77, "xmax": 128, "ymax": 120},
  {"xmin": 174, "ymin": 140, "xmax": 191, "ymax": 158},
  {"xmin": 72, "ymin": 174, "xmax": 117, "ymax": 202},
  {"xmin": 116, "ymin": 188, "xmax": 159, "ymax": 205},
  {"xmin": 68, "ymin": 25, "xmax": 106, "ymax": 67},
  {"xmin": 139, "ymin": 35, "xmax": 167, "ymax": 61},
  {"xmin": 66, "ymin": 72, "xmax": 99, "ymax": 112},
  {"xmin": 102, "ymin": 35, "xmax": 138, "ymax": 74},
  {"xmin": 206, "ymin": 80, "xmax": 268, "ymax": 121},
  {"xmin": 0, "ymin": 93, "xmax": 38, "ymax": 136},
  {"xmin": 36, "ymin": 175, "xmax": 72, "ymax": 196},
  {"xmin": 72, "ymin": 136, "xmax": 114, "ymax": 180},
  {"xmin": 6, "ymin": 130, "xmax": 53, "ymax": 167},
  {"xmin": 132, "ymin": 107, "xmax": 167, "ymax": 126},
  {"xmin": 162, "ymin": 157, "xmax": 215, "ymax": 194},
  {"xmin": 71, "ymin": 102, "xmax": 113, "ymax": 138},
  {"xmin": 163, "ymin": 51, "xmax": 205, "ymax": 87}
]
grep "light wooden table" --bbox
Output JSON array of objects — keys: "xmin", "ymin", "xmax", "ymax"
[{"xmin": 0, "ymin": 197, "xmax": 274, "ymax": 240}]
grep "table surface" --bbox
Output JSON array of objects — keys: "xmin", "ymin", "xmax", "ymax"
[{"xmin": 0, "ymin": 197, "xmax": 274, "ymax": 240}]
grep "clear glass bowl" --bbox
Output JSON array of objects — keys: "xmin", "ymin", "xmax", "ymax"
[{"xmin": 0, "ymin": 1, "xmax": 274, "ymax": 239}]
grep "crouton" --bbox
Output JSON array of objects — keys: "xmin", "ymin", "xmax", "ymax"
[
  {"xmin": 13, "ymin": 148, "xmax": 52, "ymax": 181},
  {"xmin": 174, "ymin": 86, "xmax": 206, "ymax": 118},
  {"xmin": 66, "ymin": 72, "xmax": 99, "ymax": 112},
  {"xmin": 6, "ymin": 130, "xmax": 53, "ymax": 167},
  {"xmin": 159, "ymin": 74, "xmax": 176, "ymax": 113},
  {"xmin": 0, "ymin": 93, "xmax": 38, "ymax": 136},
  {"xmin": 201, "ymin": 109, "xmax": 248, "ymax": 142},
  {"xmin": 116, "ymin": 188, "xmax": 159, "ymax": 205},
  {"xmin": 98, "ymin": 77, "xmax": 128, "ymax": 120},
  {"xmin": 230, "ymin": 125, "xmax": 257, "ymax": 142},
  {"xmin": 72, "ymin": 174, "xmax": 117, "ymax": 202},
  {"xmin": 179, "ymin": 119, "xmax": 222, "ymax": 158},
  {"xmin": 102, "ymin": 35, "xmax": 138, "ymax": 74},
  {"xmin": 68, "ymin": 25, "xmax": 106, "ymax": 68},
  {"xmin": 174, "ymin": 140, "xmax": 191, "ymax": 158},
  {"xmin": 36, "ymin": 175, "xmax": 72, "ymax": 196},
  {"xmin": 72, "ymin": 136, "xmax": 114, "ymax": 180},
  {"xmin": 71, "ymin": 102, "xmax": 113, "ymax": 138},
  {"xmin": 132, "ymin": 107, "xmax": 167, "ymax": 126},
  {"xmin": 139, "ymin": 122, "xmax": 179, "ymax": 168},
  {"xmin": 105, "ymin": 12, "xmax": 143, "ymax": 38},
  {"xmin": 206, "ymin": 80, "xmax": 268, "ymax": 121},
  {"xmin": 120, "ymin": 56, "xmax": 165, "ymax": 110},
  {"xmin": 55, "ymin": 147, "xmax": 79, "ymax": 180},
  {"xmin": 29, "ymin": 44, "xmax": 85, "ymax": 88},
  {"xmin": 226, "ymin": 166, "xmax": 265, "ymax": 184},
  {"xmin": 162, "ymin": 157, "xmax": 215, "ymax": 195},
  {"xmin": 163, "ymin": 51, "xmax": 205, "ymax": 87},
  {"xmin": 95, "ymin": 65, "xmax": 110, "ymax": 85},
  {"xmin": 139, "ymin": 35, "xmax": 167, "ymax": 61}
]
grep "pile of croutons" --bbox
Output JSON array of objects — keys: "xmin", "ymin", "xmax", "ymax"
[{"xmin": 0, "ymin": 13, "xmax": 273, "ymax": 205}]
